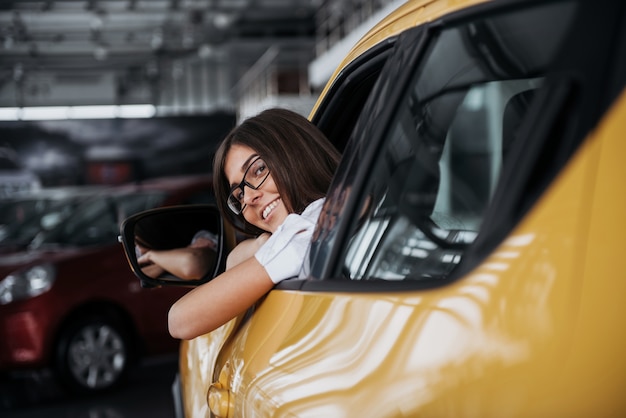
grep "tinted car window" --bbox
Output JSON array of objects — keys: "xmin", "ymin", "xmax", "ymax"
[
  {"xmin": 0, "ymin": 195, "xmax": 96, "ymax": 248},
  {"xmin": 336, "ymin": 1, "xmax": 578, "ymax": 281},
  {"xmin": 313, "ymin": 42, "xmax": 393, "ymax": 153},
  {"xmin": 178, "ymin": 190, "xmax": 215, "ymax": 205},
  {"xmin": 32, "ymin": 191, "xmax": 166, "ymax": 247}
]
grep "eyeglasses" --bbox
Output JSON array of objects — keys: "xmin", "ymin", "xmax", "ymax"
[{"xmin": 227, "ymin": 156, "xmax": 270, "ymax": 215}]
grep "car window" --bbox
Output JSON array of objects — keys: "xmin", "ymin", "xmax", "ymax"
[
  {"xmin": 178, "ymin": 190, "xmax": 215, "ymax": 205},
  {"xmin": 115, "ymin": 192, "xmax": 166, "ymax": 219},
  {"xmin": 337, "ymin": 1, "xmax": 578, "ymax": 281},
  {"xmin": 312, "ymin": 40, "xmax": 393, "ymax": 153},
  {"xmin": 0, "ymin": 196, "xmax": 92, "ymax": 246},
  {"xmin": 33, "ymin": 191, "xmax": 167, "ymax": 247}
]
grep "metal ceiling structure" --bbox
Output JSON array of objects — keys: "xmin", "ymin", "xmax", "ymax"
[{"xmin": 0, "ymin": 0, "xmax": 317, "ymax": 108}]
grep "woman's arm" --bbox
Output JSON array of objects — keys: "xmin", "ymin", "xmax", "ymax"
[
  {"xmin": 138, "ymin": 246, "xmax": 215, "ymax": 280},
  {"xmin": 167, "ymin": 255, "xmax": 274, "ymax": 339}
]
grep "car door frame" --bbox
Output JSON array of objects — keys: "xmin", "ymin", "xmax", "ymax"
[{"xmin": 304, "ymin": 0, "xmax": 626, "ymax": 290}]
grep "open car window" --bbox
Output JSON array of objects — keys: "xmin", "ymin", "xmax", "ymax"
[{"xmin": 336, "ymin": 1, "xmax": 578, "ymax": 282}]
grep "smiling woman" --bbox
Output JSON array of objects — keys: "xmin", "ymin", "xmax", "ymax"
[
  {"xmin": 166, "ymin": 108, "xmax": 340, "ymax": 340},
  {"xmin": 116, "ymin": 0, "xmax": 626, "ymax": 416}
]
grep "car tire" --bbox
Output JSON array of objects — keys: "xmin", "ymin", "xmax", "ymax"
[{"xmin": 54, "ymin": 313, "xmax": 134, "ymax": 394}]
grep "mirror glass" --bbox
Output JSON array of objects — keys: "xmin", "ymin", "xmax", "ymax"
[{"xmin": 121, "ymin": 205, "xmax": 223, "ymax": 286}]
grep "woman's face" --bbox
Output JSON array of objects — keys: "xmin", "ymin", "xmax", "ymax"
[{"xmin": 224, "ymin": 144, "xmax": 289, "ymax": 233}]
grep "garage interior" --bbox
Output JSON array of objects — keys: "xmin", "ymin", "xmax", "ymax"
[{"xmin": 0, "ymin": 0, "xmax": 406, "ymax": 121}]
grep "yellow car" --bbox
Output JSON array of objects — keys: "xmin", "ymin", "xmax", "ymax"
[{"xmin": 120, "ymin": 0, "xmax": 626, "ymax": 416}]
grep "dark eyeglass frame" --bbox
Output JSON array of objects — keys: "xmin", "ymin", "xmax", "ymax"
[{"xmin": 227, "ymin": 156, "xmax": 270, "ymax": 215}]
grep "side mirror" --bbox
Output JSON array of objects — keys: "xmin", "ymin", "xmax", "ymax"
[{"xmin": 119, "ymin": 204, "xmax": 235, "ymax": 288}]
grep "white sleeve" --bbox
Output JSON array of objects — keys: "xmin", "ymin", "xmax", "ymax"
[
  {"xmin": 254, "ymin": 213, "xmax": 316, "ymax": 284},
  {"xmin": 191, "ymin": 229, "xmax": 217, "ymax": 245}
]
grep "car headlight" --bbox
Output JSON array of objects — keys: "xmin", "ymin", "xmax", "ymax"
[{"xmin": 0, "ymin": 263, "xmax": 56, "ymax": 305}]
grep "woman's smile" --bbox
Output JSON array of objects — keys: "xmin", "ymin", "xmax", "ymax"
[{"xmin": 262, "ymin": 198, "xmax": 281, "ymax": 220}]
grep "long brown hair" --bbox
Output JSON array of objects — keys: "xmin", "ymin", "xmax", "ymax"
[{"xmin": 213, "ymin": 108, "xmax": 340, "ymax": 235}]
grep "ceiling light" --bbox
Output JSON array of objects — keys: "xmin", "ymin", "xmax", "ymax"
[
  {"xmin": 0, "ymin": 105, "xmax": 156, "ymax": 121},
  {"xmin": 94, "ymin": 45, "xmax": 109, "ymax": 61},
  {"xmin": 213, "ymin": 13, "xmax": 233, "ymax": 29},
  {"xmin": 198, "ymin": 44, "xmax": 214, "ymax": 59}
]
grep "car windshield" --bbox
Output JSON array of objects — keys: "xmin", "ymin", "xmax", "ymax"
[
  {"xmin": 0, "ymin": 195, "xmax": 93, "ymax": 249},
  {"xmin": 30, "ymin": 191, "xmax": 167, "ymax": 248}
]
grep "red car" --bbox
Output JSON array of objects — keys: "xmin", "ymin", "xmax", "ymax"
[{"xmin": 0, "ymin": 175, "xmax": 212, "ymax": 394}]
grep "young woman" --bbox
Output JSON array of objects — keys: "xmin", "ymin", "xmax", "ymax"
[{"xmin": 167, "ymin": 108, "xmax": 340, "ymax": 340}]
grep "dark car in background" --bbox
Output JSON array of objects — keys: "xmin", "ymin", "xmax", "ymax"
[
  {"xmin": 0, "ymin": 147, "xmax": 41, "ymax": 199},
  {"xmin": 0, "ymin": 186, "xmax": 108, "ymax": 254},
  {"xmin": 0, "ymin": 175, "xmax": 213, "ymax": 396}
]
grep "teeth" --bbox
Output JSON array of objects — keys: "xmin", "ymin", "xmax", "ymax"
[{"xmin": 263, "ymin": 199, "xmax": 279, "ymax": 219}]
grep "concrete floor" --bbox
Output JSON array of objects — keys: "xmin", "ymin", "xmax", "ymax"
[{"xmin": 1, "ymin": 354, "xmax": 178, "ymax": 418}]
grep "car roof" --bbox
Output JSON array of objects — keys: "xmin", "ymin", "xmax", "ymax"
[
  {"xmin": 106, "ymin": 174, "xmax": 212, "ymax": 195},
  {"xmin": 0, "ymin": 175, "xmax": 212, "ymax": 205},
  {"xmin": 311, "ymin": 0, "xmax": 490, "ymax": 117}
]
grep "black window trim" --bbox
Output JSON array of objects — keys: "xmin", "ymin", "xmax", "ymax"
[{"xmin": 311, "ymin": 37, "xmax": 396, "ymax": 153}]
